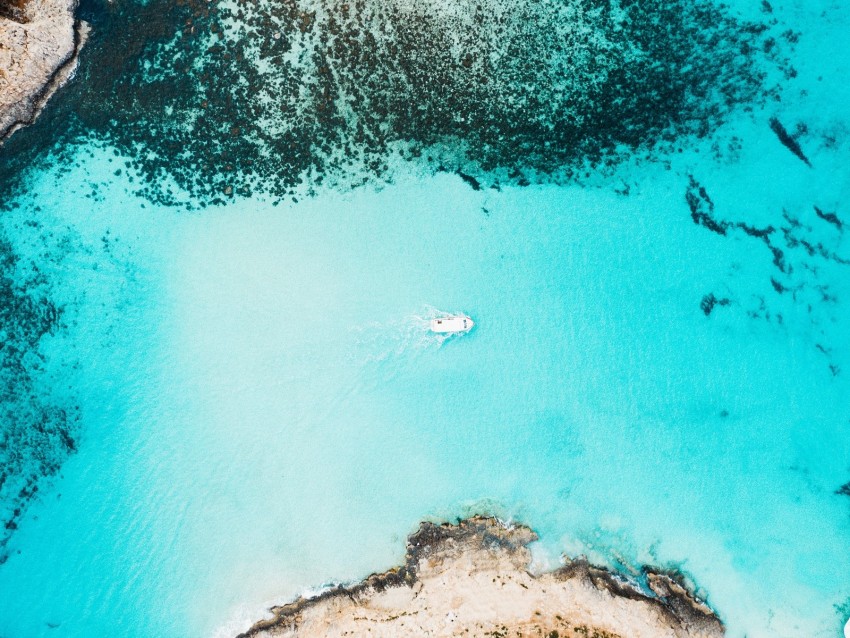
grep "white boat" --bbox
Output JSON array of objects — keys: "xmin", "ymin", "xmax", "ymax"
[
  {"xmin": 430, "ymin": 315, "xmax": 474, "ymax": 334},
  {"xmin": 845, "ymin": 617, "xmax": 850, "ymax": 638}
]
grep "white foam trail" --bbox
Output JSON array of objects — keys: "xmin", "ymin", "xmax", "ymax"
[{"xmin": 351, "ymin": 305, "xmax": 473, "ymax": 366}]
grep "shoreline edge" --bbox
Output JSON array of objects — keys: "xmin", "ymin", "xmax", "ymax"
[{"xmin": 237, "ymin": 516, "xmax": 724, "ymax": 638}]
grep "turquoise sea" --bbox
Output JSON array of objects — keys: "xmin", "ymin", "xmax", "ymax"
[{"xmin": 0, "ymin": 0, "xmax": 848, "ymax": 636}]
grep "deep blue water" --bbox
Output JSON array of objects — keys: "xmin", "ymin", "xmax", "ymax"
[{"xmin": 0, "ymin": 0, "xmax": 849, "ymax": 637}]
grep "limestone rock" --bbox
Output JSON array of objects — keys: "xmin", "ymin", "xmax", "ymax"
[
  {"xmin": 0, "ymin": 0, "xmax": 88, "ymax": 144},
  {"xmin": 238, "ymin": 517, "xmax": 724, "ymax": 638}
]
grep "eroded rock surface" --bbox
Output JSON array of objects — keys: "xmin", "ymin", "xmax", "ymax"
[
  {"xmin": 0, "ymin": 0, "xmax": 88, "ymax": 143},
  {"xmin": 239, "ymin": 517, "xmax": 724, "ymax": 638}
]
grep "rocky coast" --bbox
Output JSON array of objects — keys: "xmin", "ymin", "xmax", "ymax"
[
  {"xmin": 0, "ymin": 0, "xmax": 88, "ymax": 144},
  {"xmin": 239, "ymin": 517, "xmax": 723, "ymax": 638}
]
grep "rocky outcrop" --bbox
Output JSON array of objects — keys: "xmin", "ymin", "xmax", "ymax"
[
  {"xmin": 0, "ymin": 0, "xmax": 88, "ymax": 144},
  {"xmin": 238, "ymin": 517, "xmax": 724, "ymax": 638}
]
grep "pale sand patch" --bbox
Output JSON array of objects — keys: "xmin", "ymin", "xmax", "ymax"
[{"xmin": 238, "ymin": 517, "xmax": 723, "ymax": 638}]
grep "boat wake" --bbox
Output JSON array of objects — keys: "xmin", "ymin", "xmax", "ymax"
[{"xmin": 350, "ymin": 306, "xmax": 472, "ymax": 365}]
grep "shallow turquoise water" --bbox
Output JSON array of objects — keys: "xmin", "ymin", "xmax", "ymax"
[{"xmin": 1, "ymin": 0, "xmax": 849, "ymax": 637}]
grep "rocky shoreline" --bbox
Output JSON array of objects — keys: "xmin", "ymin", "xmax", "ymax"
[
  {"xmin": 0, "ymin": 0, "xmax": 88, "ymax": 144},
  {"xmin": 238, "ymin": 517, "xmax": 723, "ymax": 638}
]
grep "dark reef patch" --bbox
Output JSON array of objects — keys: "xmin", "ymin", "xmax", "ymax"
[
  {"xmin": 1, "ymin": 0, "xmax": 784, "ymax": 205},
  {"xmin": 686, "ymin": 177, "xmax": 789, "ymax": 271},
  {"xmin": 686, "ymin": 176, "xmax": 728, "ymax": 236},
  {"xmin": 687, "ymin": 179, "xmax": 849, "ymax": 370},
  {"xmin": 0, "ymin": 232, "xmax": 78, "ymax": 562},
  {"xmin": 769, "ymin": 117, "xmax": 811, "ymax": 167},
  {"xmin": 456, "ymin": 170, "xmax": 482, "ymax": 192},
  {"xmin": 700, "ymin": 293, "xmax": 731, "ymax": 317},
  {"xmin": 814, "ymin": 206, "xmax": 844, "ymax": 231}
]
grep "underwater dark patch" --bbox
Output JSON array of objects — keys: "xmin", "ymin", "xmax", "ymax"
[
  {"xmin": 700, "ymin": 293, "xmax": 730, "ymax": 317},
  {"xmin": 687, "ymin": 179, "xmax": 849, "ymax": 370},
  {"xmin": 769, "ymin": 117, "xmax": 811, "ymax": 167},
  {"xmin": 0, "ymin": 233, "xmax": 78, "ymax": 562},
  {"xmin": 1, "ymin": 0, "xmax": 785, "ymax": 206},
  {"xmin": 814, "ymin": 206, "xmax": 844, "ymax": 232}
]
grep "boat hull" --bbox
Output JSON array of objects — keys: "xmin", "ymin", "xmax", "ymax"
[{"xmin": 430, "ymin": 315, "xmax": 474, "ymax": 333}]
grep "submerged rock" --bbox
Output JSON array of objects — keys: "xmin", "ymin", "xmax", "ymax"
[
  {"xmin": 768, "ymin": 117, "xmax": 811, "ymax": 167},
  {"xmin": 0, "ymin": 0, "xmax": 89, "ymax": 144},
  {"xmin": 238, "ymin": 517, "xmax": 723, "ymax": 638},
  {"xmin": 0, "ymin": 0, "xmax": 783, "ymax": 206},
  {"xmin": 700, "ymin": 293, "xmax": 731, "ymax": 317},
  {"xmin": 0, "ymin": 232, "xmax": 78, "ymax": 562}
]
